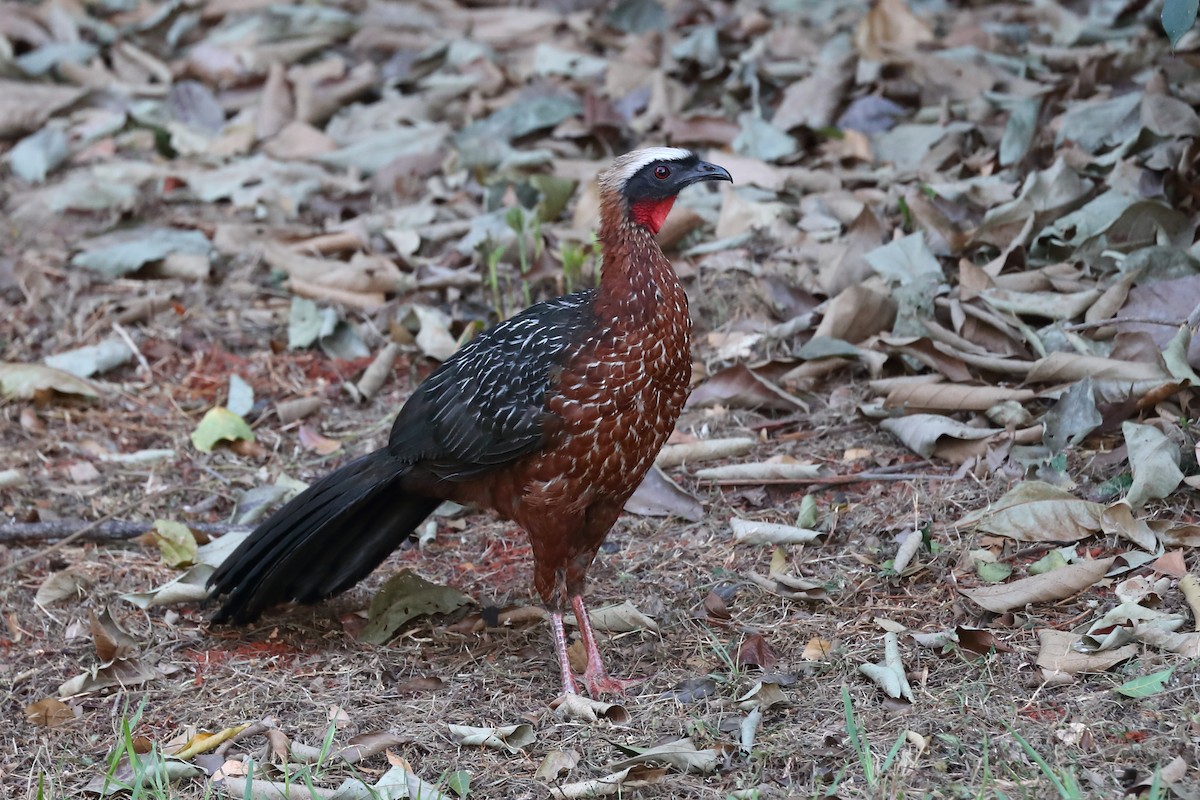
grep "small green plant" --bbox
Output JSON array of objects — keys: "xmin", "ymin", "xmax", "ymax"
[
  {"xmin": 842, "ymin": 685, "xmax": 906, "ymax": 793},
  {"xmin": 478, "ymin": 239, "xmax": 508, "ymax": 317},
  {"xmin": 559, "ymin": 232, "xmax": 602, "ymax": 293},
  {"xmin": 560, "ymin": 241, "xmax": 587, "ymax": 294},
  {"xmin": 505, "ymin": 205, "xmax": 544, "ymax": 307},
  {"xmin": 897, "ymin": 196, "xmax": 914, "ymax": 233},
  {"xmin": 1002, "ymin": 721, "xmax": 1083, "ymax": 800},
  {"xmin": 99, "ymin": 698, "xmax": 184, "ymax": 799}
]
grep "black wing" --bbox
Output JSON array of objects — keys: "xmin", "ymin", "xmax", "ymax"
[{"xmin": 387, "ymin": 290, "xmax": 597, "ymax": 479}]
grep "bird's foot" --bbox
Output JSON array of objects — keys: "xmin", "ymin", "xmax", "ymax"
[
  {"xmin": 582, "ymin": 668, "xmax": 641, "ymax": 698},
  {"xmin": 551, "ymin": 692, "xmax": 630, "ymax": 724}
]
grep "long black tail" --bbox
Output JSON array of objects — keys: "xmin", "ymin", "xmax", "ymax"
[{"xmin": 207, "ymin": 449, "xmax": 441, "ymax": 624}]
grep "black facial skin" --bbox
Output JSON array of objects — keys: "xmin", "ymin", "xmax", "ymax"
[{"xmin": 622, "ymin": 155, "xmax": 734, "ymax": 202}]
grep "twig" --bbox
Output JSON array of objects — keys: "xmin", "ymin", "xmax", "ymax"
[
  {"xmin": 0, "ymin": 518, "xmax": 249, "ymax": 545},
  {"xmin": 1063, "ymin": 316, "xmax": 1182, "ymax": 332},
  {"xmin": 112, "ymin": 321, "xmax": 153, "ymax": 378},
  {"xmin": 709, "ymin": 471, "xmax": 954, "ymax": 487},
  {"xmin": 3, "ymin": 500, "xmax": 143, "ymax": 573}
]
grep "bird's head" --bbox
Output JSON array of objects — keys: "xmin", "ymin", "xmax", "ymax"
[{"xmin": 599, "ymin": 147, "xmax": 733, "ymax": 235}]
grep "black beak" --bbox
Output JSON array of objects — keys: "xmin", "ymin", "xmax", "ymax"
[{"xmin": 679, "ymin": 160, "xmax": 733, "ymax": 188}]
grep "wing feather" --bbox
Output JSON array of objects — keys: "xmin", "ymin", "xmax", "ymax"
[{"xmin": 388, "ymin": 290, "xmax": 597, "ymax": 478}]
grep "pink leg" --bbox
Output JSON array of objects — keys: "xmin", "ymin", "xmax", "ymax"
[
  {"xmin": 548, "ymin": 612, "xmax": 580, "ymax": 695},
  {"xmin": 571, "ymin": 595, "xmax": 638, "ymax": 697}
]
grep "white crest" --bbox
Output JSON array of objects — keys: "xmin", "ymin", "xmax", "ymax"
[{"xmin": 598, "ymin": 147, "xmax": 694, "ymax": 193}]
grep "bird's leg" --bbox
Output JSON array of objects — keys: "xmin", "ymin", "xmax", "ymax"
[
  {"xmin": 571, "ymin": 594, "xmax": 638, "ymax": 697},
  {"xmin": 548, "ymin": 610, "xmax": 580, "ymax": 696}
]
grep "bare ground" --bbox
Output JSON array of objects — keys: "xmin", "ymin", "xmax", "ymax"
[{"xmin": 3, "ymin": 286, "xmax": 1195, "ymax": 798}]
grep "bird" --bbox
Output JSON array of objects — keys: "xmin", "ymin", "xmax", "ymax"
[{"xmin": 207, "ymin": 147, "xmax": 732, "ymax": 699}]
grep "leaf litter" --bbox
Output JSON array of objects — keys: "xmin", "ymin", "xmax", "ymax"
[{"xmin": 4, "ymin": 0, "xmax": 1200, "ymax": 796}]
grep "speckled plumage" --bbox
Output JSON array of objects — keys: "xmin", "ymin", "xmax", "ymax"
[{"xmin": 208, "ymin": 148, "xmax": 731, "ymax": 696}]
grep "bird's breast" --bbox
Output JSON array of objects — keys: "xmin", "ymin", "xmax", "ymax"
[{"xmin": 514, "ymin": 286, "xmax": 691, "ymax": 515}]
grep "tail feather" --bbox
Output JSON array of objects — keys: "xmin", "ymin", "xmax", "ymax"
[{"xmin": 207, "ymin": 450, "xmax": 441, "ymax": 623}]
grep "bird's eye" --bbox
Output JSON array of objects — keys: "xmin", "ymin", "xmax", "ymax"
[{"xmin": 654, "ymin": 165, "xmax": 670, "ymax": 179}]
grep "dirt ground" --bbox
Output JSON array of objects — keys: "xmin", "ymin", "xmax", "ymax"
[{"xmin": 3, "ymin": 269, "xmax": 1194, "ymax": 798}]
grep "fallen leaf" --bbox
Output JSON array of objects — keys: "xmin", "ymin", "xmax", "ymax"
[
  {"xmin": 0, "ymin": 362, "xmax": 100, "ymax": 400},
  {"xmin": 1036, "ymin": 629, "xmax": 1137, "ymax": 678},
  {"xmin": 25, "ymin": 697, "xmax": 75, "ymax": 728},
  {"xmin": 550, "ymin": 693, "xmax": 630, "ymax": 724},
  {"xmin": 1123, "ymin": 422, "xmax": 1184, "ymax": 510},
  {"xmin": 686, "ymin": 364, "xmax": 808, "ymax": 411},
  {"xmin": 730, "ymin": 518, "xmax": 822, "ymax": 545},
  {"xmin": 71, "ymin": 228, "xmax": 213, "ymax": 279},
  {"xmin": 735, "ymin": 632, "xmax": 778, "ymax": 670},
  {"xmin": 89, "ymin": 607, "xmax": 137, "ymax": 663},
  {"xmin": 955, "ymin": 481, "xmax": 1103, "ymax": 543},
  {"xmin": 447, "ymin": 723, "xmax": 535, "ymax": 752},
  {"xmin": 36, "ymin": 569, "xmax": 92, "ymax": 606},
  {"xmin": 960, "ymin": 558, "xmax": 1115, "ymax": 613},
  {"xmin": 624, "ymin": 465, "xmax": 703, "ymax": 521},
  {"xmin": 535, "ymin": 749, "xmax": 580, "ymax": 781},
  {"xmin": 609, "ymin": 737, "xmax": 721, "ymax": 774},
  {"xmin": 190, "ymin": 407, "xmax": 255, "ymax": 453},
  {"xmin": 1114, "ymin": 668, "xmax": 1174, "ymax": 699},
  {"xmin": 802, "ymin": 636, "xmax": 833, "ymax": 661},
  {"xmin": 358, "ymin": 569, "xmax": 474, "ymax": 645},
  {"xmin": 655, "ymin": 437, "xmax": 756, "ymax": 468},
  {"xmin": 858, "ymin": 631, "xmax": 914, "ymax": 702},
  {"xmin": 297, "ymin": 425, "xmax": 342, "ymax": 455},
  {"xmin": 59, "ymin": 657, "xmax": 163, "ymax": 697},
  {"xmin": 151, "ymin": 520, "xmax": 198, "ymax": 568},
  {"xmin": 548, "ymin": 765, "xmax": 665, "ymax": 799},
  {"xmin": 578, "ymin": 600, "xmax": 659, "ymax": 634},
  {"xmin": 665, "ymin": 677, "xmax": 718, "ymax": 703}
]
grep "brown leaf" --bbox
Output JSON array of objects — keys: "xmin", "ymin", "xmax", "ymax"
[
  {"xmin": 686, "ymin": 364, "xmax": 808, "ymax": 411},
  {"xmin": 813, "ymin": 284, "xmax": 896, "ymax": 343},
  {"xmin": 736, "ymin": 633, "xmax": 778, "ymax": 669},
  {"xmin": 883, "ymin": 382, "xmax": 1037, "ymax": 412},
  {"xmin": 0, "ymin": 80, "xmax": 87, "ymax": 138},
  {"xmin": 1036, "ymin": 629, "xmax": 1137, "ymax": 677},
  {"xmin": 802, "ymin": 636, "xmax": 833, "ymax": 661},
  {"xmin": 89, "ymin": 607, "xmax": 137, "ymax": 663},
  {"xmin": 298, "ymin": 425, "xmax": 342, "ymax": 455},
  {"xmin": 58, "ymin": 657, "xmax": 162, "ymax": 696},
  {"xmin": 1150, "ymin": 550, "xmax": 1188, "ymax": 578},
  {"xmin": 854, "ymin": 0, "xmax": 933, "ymax": 60},
  {"xmin": 703, "ymin": 591, "xmax": 731, "ymax": 620},
  {"xmin": 535, "ymin": 749, "xmax": 580, "ymax": 781},
  {"xmin": 1026, "ymin": 352, "xmax": 1168, "ymax": 384},
  {"xmin": 339, "ymin": 732, "xmax": 407, "ymax": 764},
  {"xmin": 956, "ymin": 627, "xmax": 1010, "ymax": 655},
  {"xmin": 625, "ymin": 464, "xmax": 703, "ymax": 521},
  {"xmin": 960, "ymin": 558, "xmax": 1115, "ymax": 613},
  {"xmin": 665, "ymin": 677, "xmax": 719, "ymax": 703},
  {"xmin": 25, "ymin": 697, "xmax": 75, "ymax": 728}
]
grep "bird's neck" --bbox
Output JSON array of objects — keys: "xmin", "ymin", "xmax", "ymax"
[{"xmin": 593, "ymin": 197, "xmax": 685, "ymax": 325}]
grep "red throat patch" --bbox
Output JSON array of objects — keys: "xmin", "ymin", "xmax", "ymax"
[{"xmin": 630, "ymin": 196, "xmax": 677, "ymax": 234}]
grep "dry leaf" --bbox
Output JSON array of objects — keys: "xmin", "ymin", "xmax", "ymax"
[
  {"xmin": 25, "ymin": 697, "xmax": 76, "ymax": 728},
  {"xmin": 686, "ymin": 364, "xmax": 808, "ymax": 411},
  {"xmin": 1036, "ymin": 629, "xmax": 1138, "ymax": 678},
  {"xmin": 731, "ymin": 518, "xmax": 822, "ymax": 545},
  {"xmin": 960, "ymin": 558, "xmax": 1115, "ymax": 613},
  {"xmin": 736, "ymin": 633, "xmax": 778, "ymax": 669}
]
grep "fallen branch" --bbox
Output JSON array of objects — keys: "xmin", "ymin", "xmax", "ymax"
[
  {"xmin": 707, "ymin": 471, "xmax": 955, "ymax": 487},
  {"xmin": 0, "ymin": 519, "xmax": 249, "ymax": 544},
  {"xmin": 1063, "ymin": 316, "xmax": 1183, "ymax": 332}
]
